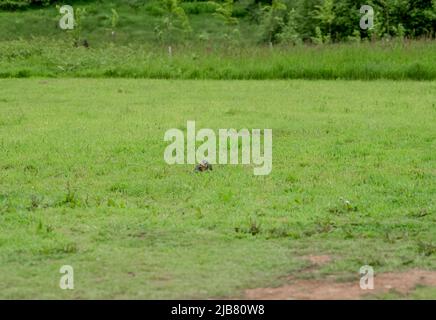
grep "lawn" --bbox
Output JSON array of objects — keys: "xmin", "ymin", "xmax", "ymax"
[{"xmin": 0, "ymin": 79, "xmax": 435, "ymax": 299}]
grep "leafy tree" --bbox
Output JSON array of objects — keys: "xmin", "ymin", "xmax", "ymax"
[
  {"xmin": 56, "ymin": 5, "xmax": 87, "ymax": 47},
  {"xmin": 294, "ymin": 0, "xmax": 321, "ymax": 41},
  {"xmin": 398, "ymin": 0, "xmax": 436, "ymax": 37},
  {"xmin": 154, "ymin": 0, "xmax": 192, "ymax": 51},
  {"xmin": 110, "ymin": 9, "xmax": 120, "ymax": 32},
  {"xmin": 260, "ymin": 0, "xmax": 288, "ymax": 44},
  {"xmin": 213, "ymin": 0, "xmax": 240, "ymax": 41},
  {"xmin": 214, "ymin": 0, "xmax": 239, "ymax": 25},
  {"xmin": 277, "ymin": 8, "xmax": 302, "ymax": 45},
  {"xmin": 312, "ymin": 0, "xmax": 335, "ymax": 41}
]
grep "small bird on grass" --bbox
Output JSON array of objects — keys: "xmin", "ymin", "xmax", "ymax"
[{"xmin": 194, "ymin": 160, "xmax": 212, "ymax": 172}]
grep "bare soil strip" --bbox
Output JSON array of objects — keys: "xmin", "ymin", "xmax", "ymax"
[{"xmin": 245, "ymin": 256, "xmax": 436, "ymax": 300}]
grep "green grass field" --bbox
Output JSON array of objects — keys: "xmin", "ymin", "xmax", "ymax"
[{"xmin": 0, "ymin": 79, "xmax": 435, "ymax": 299}]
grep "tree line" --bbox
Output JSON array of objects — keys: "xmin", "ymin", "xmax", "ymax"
[{"xmin": 1, "ymin": 0, "xmax": 436, "ymax": 43}]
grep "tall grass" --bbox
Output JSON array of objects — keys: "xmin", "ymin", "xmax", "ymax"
[{"xmin": 1, "ymin": 38, "xmax": 436, "ymax": 80}]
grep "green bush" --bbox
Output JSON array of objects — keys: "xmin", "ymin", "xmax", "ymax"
[
  {"xmin": 1, "ymin": 38, "xmax": 436, "ymax": 80},
  {"xmin": 0, "ymin": 0, "xmax": 52, "ymax": 10},
  {"xmin": 0, "ymin": 0, "xmax": 435, "ymax": 41}
]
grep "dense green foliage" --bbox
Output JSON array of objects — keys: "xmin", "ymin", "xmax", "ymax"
[
  {"xmin": 0, "ymin": 39, "xmax": 435, "ymax": 80},
  {"xmin": 1, "ymin": 0, "xmax": 435, "ymax": 301},
  {"xmin": 1, "ymin": 0, "xmax": 436, "ymax": 42}
]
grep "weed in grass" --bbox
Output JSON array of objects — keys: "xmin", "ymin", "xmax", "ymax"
[{"xmin": 418, "ymin": 241, "xmax": 436, "ymax": 257}]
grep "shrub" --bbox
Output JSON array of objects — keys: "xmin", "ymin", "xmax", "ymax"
[
  {"xmin": 0, "ymin": 0, "xmax": 52, "ymax": 10},
  {"xmin": 259, "ymin": 0, "xmax": 287, "ymax": 44}
]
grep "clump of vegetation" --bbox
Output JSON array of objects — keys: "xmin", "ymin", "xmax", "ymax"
[
  {"xmin": 108, "ymin": 8, "xmax": 120, "ymax": 40},
  {"xmin": 154, "ymin": 0, "xmax": 192, "ymax": 54},
  {"xmin": 57, "ymin": 183, "xmax": 82, "ymax": 208},
  {"xmin": 0, "ymin": 0, "xmax": 52, "ymax": 10},
  {"xmin": 328, "ymin": 198, "xmax": 358, "ymax": 215},
  {"xmin": 312, "ymin": 0, "xmax": 335, "ymax": 44},
  {"xmin": 2, "ymin": 0, "xmax": 435, "ymax": 43},
  {"xmin": 56, "ymin": 4, "xmax": 88, "ymax": 47},
  {"xmin": 418, "ymin": 241, "xmax": 436, "ymax": 256}
]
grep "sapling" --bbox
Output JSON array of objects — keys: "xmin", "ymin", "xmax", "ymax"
[
  {"xmin": 259, "ymin": 0, "xmax": 287, "ymax": 46},
  {"xmin": 312, "ymin": 0, "xmax": 335, "ymax": 42},
  {"xmin": 213, "ymin": 0, "xmax": 240, "ymax": 42},
  {"xmin": 277, "ymin": 8, "xmax": 301, "ymax": 46},
  {"xmin": 73, "ymin": 7, "xmax": 87, "ymax": 47},
  {"xmin": 154, "ymin": 0, "xmax": 192, "ymax": 56}
]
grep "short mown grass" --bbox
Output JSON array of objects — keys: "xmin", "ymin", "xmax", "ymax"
[{"xmin": 0, "ymin": 79, "xmax": 435, "ymax": 298}]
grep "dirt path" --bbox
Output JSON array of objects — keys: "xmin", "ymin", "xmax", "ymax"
[{"xmin": 244, "ymin": 255, "xmax": 436, "ymax": 300}]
